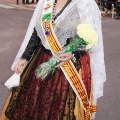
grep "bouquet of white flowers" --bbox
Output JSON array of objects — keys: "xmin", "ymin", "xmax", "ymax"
[{"xmin": 35, "ymin": 24, "xmax": 98, "ymax": 80}]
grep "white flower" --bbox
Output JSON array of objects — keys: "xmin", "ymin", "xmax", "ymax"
[{"xmin": 77, "ymin": 24, "xmax": 98, "ymax": 49}]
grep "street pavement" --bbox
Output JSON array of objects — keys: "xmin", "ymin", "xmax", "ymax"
[{"xmin": 0, "ymin": 3, "xmax": 120, "ymax": 120}]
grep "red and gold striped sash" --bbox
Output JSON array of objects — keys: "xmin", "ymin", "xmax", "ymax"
[{"xmin": 40, "ymin": 0, "xmax": 96, "ymax": 119}]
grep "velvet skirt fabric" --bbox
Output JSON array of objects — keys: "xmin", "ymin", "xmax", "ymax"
[{"xmin": 3, "ymin": 47, "xmax": 91, "ymax": 120}]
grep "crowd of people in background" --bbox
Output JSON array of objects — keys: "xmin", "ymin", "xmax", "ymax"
[
  {"xmin": 96, "ymin": 0, "xmax": 120, "ymax": 20},
  {"xmin": 22, "ymin": 0, "xmax": 120, "ymax": 20}
]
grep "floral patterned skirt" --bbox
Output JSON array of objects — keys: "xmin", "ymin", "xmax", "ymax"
[{"xmin": 1, "ymin": 47, "xmax": 91, "ymax": 120}]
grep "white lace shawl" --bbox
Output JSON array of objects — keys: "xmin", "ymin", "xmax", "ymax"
[{"xmin": 11, "ymin": 0, "xmax": 106, "ymax": 113}]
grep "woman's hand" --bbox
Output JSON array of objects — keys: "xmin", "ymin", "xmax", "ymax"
[
  {"xmin": 55, "ymin": 52, "xmax": 74, "ymax": 67},
  {"xmin": 15, "ymin": 59, "xmax": 28, "ymax": 74}
]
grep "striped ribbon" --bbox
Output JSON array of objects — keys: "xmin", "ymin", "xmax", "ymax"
[{"xmin": 40, "ymin": 0, "xmax": 97, "ymax": 119}]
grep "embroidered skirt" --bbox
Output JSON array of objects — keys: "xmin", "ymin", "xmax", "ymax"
[{"xmin": 1, "ymin": 47, "xmax": 91, "ymax": 120}]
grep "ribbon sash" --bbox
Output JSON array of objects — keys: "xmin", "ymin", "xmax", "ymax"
[{"xmin": 41, "ymin": 0, "xmax": 92, "ymax": 119}]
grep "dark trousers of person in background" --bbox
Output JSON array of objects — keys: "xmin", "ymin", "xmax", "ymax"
[
  {"xmin": 101, "ymin": 0, "xmax": 108, "ymax": 11},
  {"xmin": 103, "ymin": 0, "xmax": 117, "ymax": 17},
  {"xmin": 22, "ymin": 0, "xmax": 29, "ymax": 4},
  {"xmin": 31, "ymin": 0, "xmax": 38, "ymax": 3},
  {"xmin": 115, "ymin": 2, "xmax": 120, "ymax": 19}
]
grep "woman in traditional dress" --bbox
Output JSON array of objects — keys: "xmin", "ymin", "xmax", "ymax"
[{"xmin": 0, "ymin": 0, "xmax": 106, "ymax": 119}]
